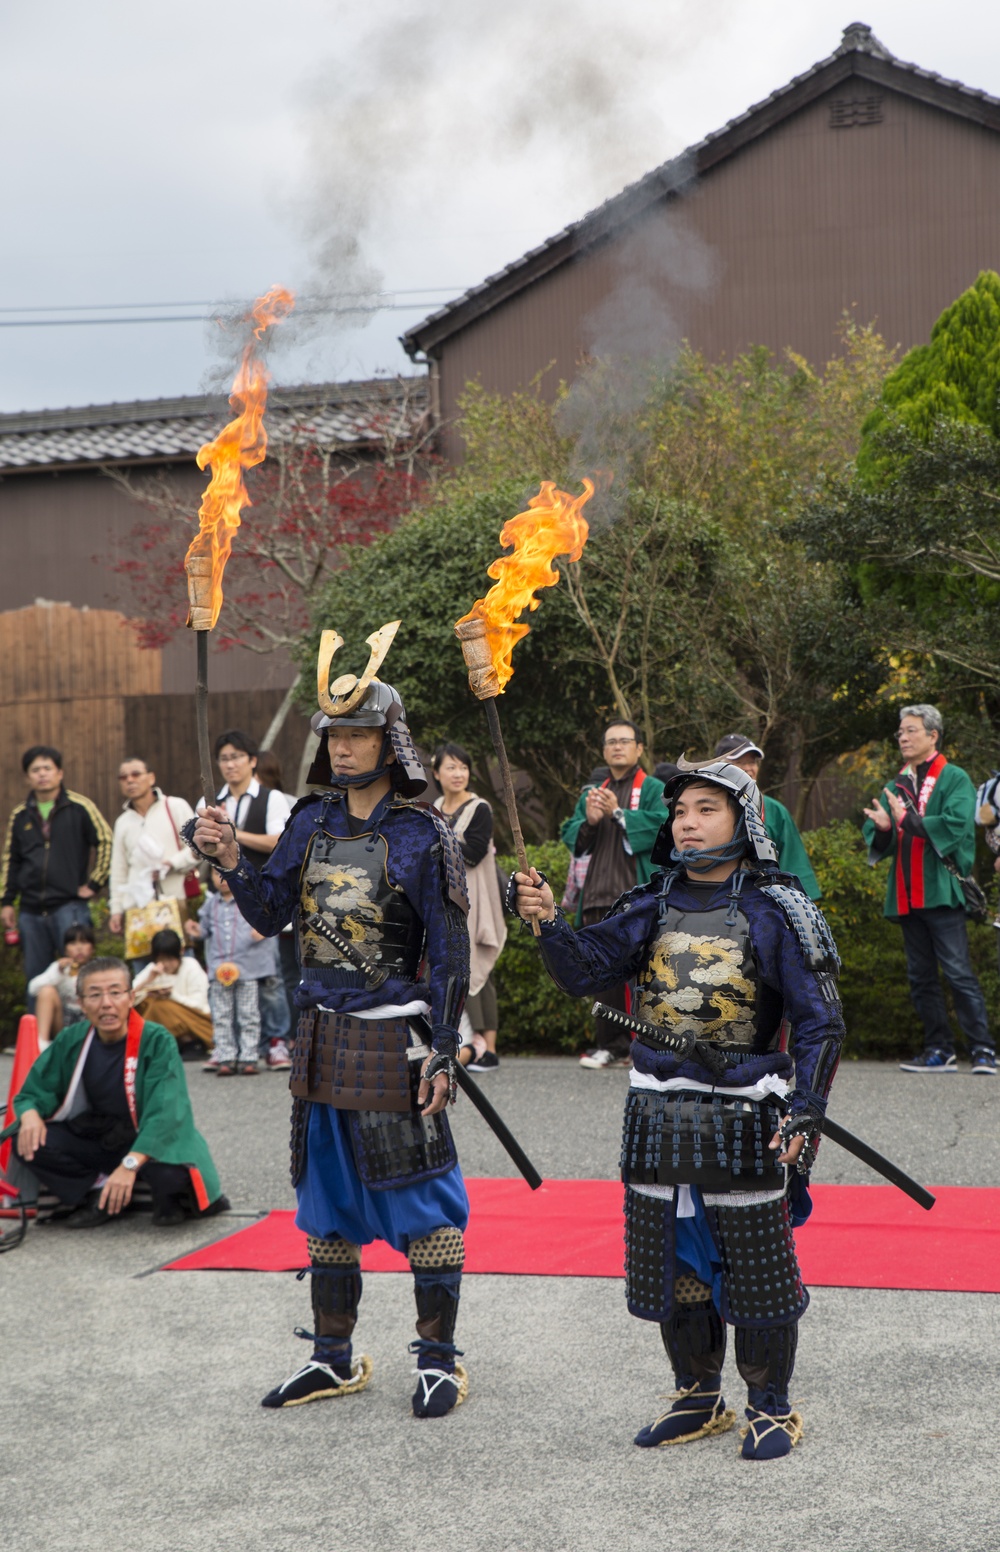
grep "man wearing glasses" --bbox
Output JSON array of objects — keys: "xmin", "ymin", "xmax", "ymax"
[
  {"xmin": 9, "ymin": 958, "xmax": 226, "ymax": 1228},
  {"xmin": 561, "ymin": 720, "xmax": 665, "ymax": 1068},
  {"xmin": 863, "ymin": 703, "xmax": 995, "ymax": 1075}
]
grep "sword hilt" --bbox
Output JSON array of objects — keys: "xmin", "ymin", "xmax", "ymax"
[
  {"xmin": 591, "ymin": 1002, "xmax": 730, "ymax": 1080},
  {"xmin": 306, "ymin": 912, "xmax": 390, "ymax": 988}
]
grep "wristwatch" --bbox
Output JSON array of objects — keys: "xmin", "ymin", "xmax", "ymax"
[{"xmin": 121, "ymin": 1154, "xmax": 141, "ymax": 1172}]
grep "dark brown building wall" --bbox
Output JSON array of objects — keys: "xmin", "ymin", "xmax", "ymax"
[
  {"xmin": 0, "ymin": 603, "xmax": 312, "ymax": 841},
  {"xmin": 435, "ymin": 85, "xmax": 1000, "ymax": 455},
  {"xmin": 0, "ymin": 466, "xmax": 295, "ymax": 693},
  {"xmin": 123, "ymin": 690, "xmax": 313, "ymax": 814}
]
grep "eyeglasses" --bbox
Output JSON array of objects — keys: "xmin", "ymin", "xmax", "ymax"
[
  {"xmin": 217, "ymin": 753, "xmax": 250, "ymax": 765},
  {"xmin": 80, "ymin": 987, "xmax": 131, "ymax": 1002}
]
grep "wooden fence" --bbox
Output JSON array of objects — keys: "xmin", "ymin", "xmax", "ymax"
[{"xmin": 0, "ymin": 603, "xmax": 309, "ymax": 838}]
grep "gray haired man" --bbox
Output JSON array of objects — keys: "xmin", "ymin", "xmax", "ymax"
[{"xmin": 862, "ymin": 705, "xmax": 995, "ymax": 1074}]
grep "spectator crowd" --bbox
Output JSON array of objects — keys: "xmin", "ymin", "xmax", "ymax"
[{"xmin": 1, "ymin": 697, "xmax": 997, "ymax": 1239}]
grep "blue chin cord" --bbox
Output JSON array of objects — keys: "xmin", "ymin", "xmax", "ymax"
[{"xmin": 670, "ymin": 827, "xmax": 750, "ymax": 925}]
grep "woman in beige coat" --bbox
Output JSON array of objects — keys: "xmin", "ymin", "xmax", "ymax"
[{"xmin": 432, "ymin": 743, "xmax": 507, "ymax": 1071}]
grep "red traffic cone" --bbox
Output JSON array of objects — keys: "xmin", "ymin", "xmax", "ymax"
[{"xmin": 1, "ymin": 1014, "xmax": 40, "ymax": 1176}]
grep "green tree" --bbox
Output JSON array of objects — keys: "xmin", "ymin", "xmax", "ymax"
[
  {"xmin": 796, "ymin": 274, "xmax": 1000, "ymax": 773},
  {"xmin": 859, "ymin": 270, "xmax": 1000, "ymax": 468},
  {"xmin": 303, "ymin": 323, "xmax": 893, "ymax": 830}
]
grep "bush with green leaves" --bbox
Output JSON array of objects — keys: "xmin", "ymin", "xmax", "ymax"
[{"xmin": 493, "ymin": 840, "xmax": 594, "ymax": 1053}]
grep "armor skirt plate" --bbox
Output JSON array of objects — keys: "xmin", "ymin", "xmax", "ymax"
[{"xmin": 624, "ymin": 1183, "xmax": 808, "ymax": 1329}]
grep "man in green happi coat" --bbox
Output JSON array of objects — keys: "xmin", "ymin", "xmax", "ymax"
[
  {"xmin": 9, "ymin": 956, "xmax": 227, "ymax": 1227},
  {"xmin": 561, "ymin": 719, "xmax": 665, "ymax": 1067},
  {"xmin": 862, "ymin": 704, "xmax": 995, "ymax": 1076}
]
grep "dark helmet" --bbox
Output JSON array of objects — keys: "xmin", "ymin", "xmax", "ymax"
[
  {"xmin": 308, "ymin": 680, "xmax": 428, "ymax": 797},
  {"xmin": 651, "ymin": 757, "xmax": 776, "ymax": 867}
]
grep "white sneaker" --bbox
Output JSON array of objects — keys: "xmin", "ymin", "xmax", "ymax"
[
  {"xmin": 579, "ymin": 1048, "xmax": 627, "ymax": 1069},
  {"xmin": 266, "ymin": 1039, "xmax": 292, "ymax": 1070}
]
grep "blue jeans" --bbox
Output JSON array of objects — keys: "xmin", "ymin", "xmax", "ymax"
[
  {"xmin": 898, "ymin": 907, "xmax": 993, "ymax": 1057},
  {"xmin": 257, "ymin": 973, "xmax": 291, "ymax": 1055},
  {"xmin": 20, "ymin": 900, "xmax": 92, "ymax": 1012}
]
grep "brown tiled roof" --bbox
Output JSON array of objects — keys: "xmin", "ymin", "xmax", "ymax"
[
  {"xmin": 0, "ymin": 378, "xmax": 427, "ymax": 475},
  {"xmin": 402, "ymin": 23, "xmax": 1000, "ymax": 359}
]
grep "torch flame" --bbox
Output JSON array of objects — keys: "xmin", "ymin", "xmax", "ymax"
[
  {"xmin": 456, "ymin": 479, "xmax": 593, "ymax": 693},
  {"xmin": 184, "ymin": 285, "xmax": 295, "ymax": 630}
]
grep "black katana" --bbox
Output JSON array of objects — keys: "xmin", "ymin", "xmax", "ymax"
[
  {"xmin": 306, "ymin": 913, "xmax": 543, "ymax": 1190},
  {"xmin": 592, "ymin": 1000, "xmax": 935, "ymax": 1212}
]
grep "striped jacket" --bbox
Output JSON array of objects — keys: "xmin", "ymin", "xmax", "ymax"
[{"xmin": 0, "ymin": 787, "xmax": 112, "ymax": 912}]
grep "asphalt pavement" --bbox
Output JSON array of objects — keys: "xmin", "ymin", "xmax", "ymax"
[{"xmin": 3, "ymin": 1054, "xmax": 999, "ymax": 1552}]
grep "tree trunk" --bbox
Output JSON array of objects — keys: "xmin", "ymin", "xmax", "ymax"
[
  {"xmin": 260, "ymin": 674, "xmax": 302, "ymax": 753},
  {"xmin": 296, "ymin": 729, "xmax": 321, "ymax": 796}
]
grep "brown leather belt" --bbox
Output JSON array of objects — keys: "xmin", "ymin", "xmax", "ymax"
[{"xmin": 289, "ymin": 1009, "xmax": 416, "ymax": 1112}]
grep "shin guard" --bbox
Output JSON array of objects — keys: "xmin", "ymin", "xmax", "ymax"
[
  {"xmin": 408, "ymin": 1227, "xmax": 467, "ymax": 1416},
  {"xmin": 660, "ymin": 1279, "xmax": 726, "ymax": 1389},
  {"xmin": 734, "ymin": 1321, "xmax": 798, "ymax": 1412},
  {"xmin": 300, "ymin": 1236, "xmax": 362, "ymax": 1374}
]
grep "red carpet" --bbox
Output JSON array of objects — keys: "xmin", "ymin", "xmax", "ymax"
[{"xmin": 163, "ymin": 1180, "xmax": 1000, "ymax": 1293}]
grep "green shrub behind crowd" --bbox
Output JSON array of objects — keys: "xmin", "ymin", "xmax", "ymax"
[
  {"xmin": 494, "ymin": 821, "xmax": 1000, "ymax": 1059},
  {"xmin": 494, "ymin": 841, "xmax": 595, "ymax": 1054}
]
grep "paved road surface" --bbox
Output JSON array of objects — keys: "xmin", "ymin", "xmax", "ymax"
[{"xmin": 3, "ymin": 1055, "xmax": 998, "ymax": 1552}]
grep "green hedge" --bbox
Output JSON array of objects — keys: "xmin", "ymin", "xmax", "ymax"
[
  {"xmin": 495, "ymin": 841, "xmax": 595, "ymax": 1054},
  {"xmin": 495, "ymin": 823, "xmax": 1000, "ymax": 1059}
]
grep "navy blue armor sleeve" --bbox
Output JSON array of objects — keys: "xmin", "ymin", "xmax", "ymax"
[
  {"xmin": 744, "ymin": 892, "xmax": 845, "ymax": 1114},
  {"xmin": 535, "ymin": 889, "xmax": 659, "ymax": 995},
  {"xmin": 398, "ymin": 816, "xmax": 470, "ymax": 1053},
  {"xmin": 222, "ymin": 805, "xmax": 317, "ymax": 937}
]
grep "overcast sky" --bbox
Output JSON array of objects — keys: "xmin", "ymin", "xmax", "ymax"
[{"xmin": 0, "ymin": 1, "xmax": 993, "ymax": 413}]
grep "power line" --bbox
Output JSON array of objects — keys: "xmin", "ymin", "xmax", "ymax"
[
  {"xmin": 0, "ymin": 288, "xmax": 465, "ymax": 317},
  {"xmin": 0, "ymin": 300, "xmax": 458, "ymax": 330}
]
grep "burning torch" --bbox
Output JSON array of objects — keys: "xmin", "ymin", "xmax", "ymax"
[
  {"xmin": 184, "ymin": 287, "xmax": 294, "ymax": 825},
  {"xmin": 455, "ymin": 479, "xmax": 594, "ymax": 933}
]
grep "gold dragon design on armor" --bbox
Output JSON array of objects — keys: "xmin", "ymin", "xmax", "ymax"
[
  {"xmin": 635, "ymin": 925, "xmax": 757, "ymax": 1044},
  {"xmin": 300, "ymin": 861, "xmax": 385, "ymax": 966}
]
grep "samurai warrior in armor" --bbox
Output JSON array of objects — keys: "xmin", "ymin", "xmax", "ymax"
[
  {"xmin": 512, "ymin": 759, "xmax": 844, "ymax": 1459},
  {"xmin": 191, "ymin": 627, "xmax": 471, "ymax": 1417}
]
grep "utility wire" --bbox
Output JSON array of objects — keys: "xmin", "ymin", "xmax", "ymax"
[
  {"xmin": 0, "ymin": 302, "xmax": 450, "ymax": 329},
  {"xmin": 0, "ymin": 289, "xmax": 466, "ymax": 329}
]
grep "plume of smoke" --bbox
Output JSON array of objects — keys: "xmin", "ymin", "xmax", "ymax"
[
  {"xmin": 558, "ymin": 180, "xmax": 720, "ymax": 517},
  {"xmin": 288, "ymin": 0, "xmax": 734, "ymax": 343}
]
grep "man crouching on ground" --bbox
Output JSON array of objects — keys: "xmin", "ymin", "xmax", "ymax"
[
  {"xmin": 11, "ymin": 957, "xmax": 227, "ymax": 1228},
  {"xmin": 512, "ymin": 760, "xmax": 844, "ymax": 1460}
]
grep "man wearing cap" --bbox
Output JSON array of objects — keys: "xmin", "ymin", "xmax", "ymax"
[
  {"xmin": 191, "ymin": 667, "xmax": 472, "ymax": 1419},
  {"xmin": 512, "ymin": 758, "xmax": 844, "ymax": 1460},
  {"xmin": 714, "ymin": 735, "xmax": 821, "ymax": 901}
]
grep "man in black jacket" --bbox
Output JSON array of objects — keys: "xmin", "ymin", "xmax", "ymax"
[{"xmin": 0, "ymin": 746, "xmax": 113, "ymax": 1005}]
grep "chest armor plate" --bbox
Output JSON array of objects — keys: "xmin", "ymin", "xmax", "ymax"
[
  {"xmin": 299, "ymin": 829, "xmax": 424, "ymax": 980},
  {"xmin": 634, "ymin": 902, "xmax": 758, "ymax": 1048}
]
